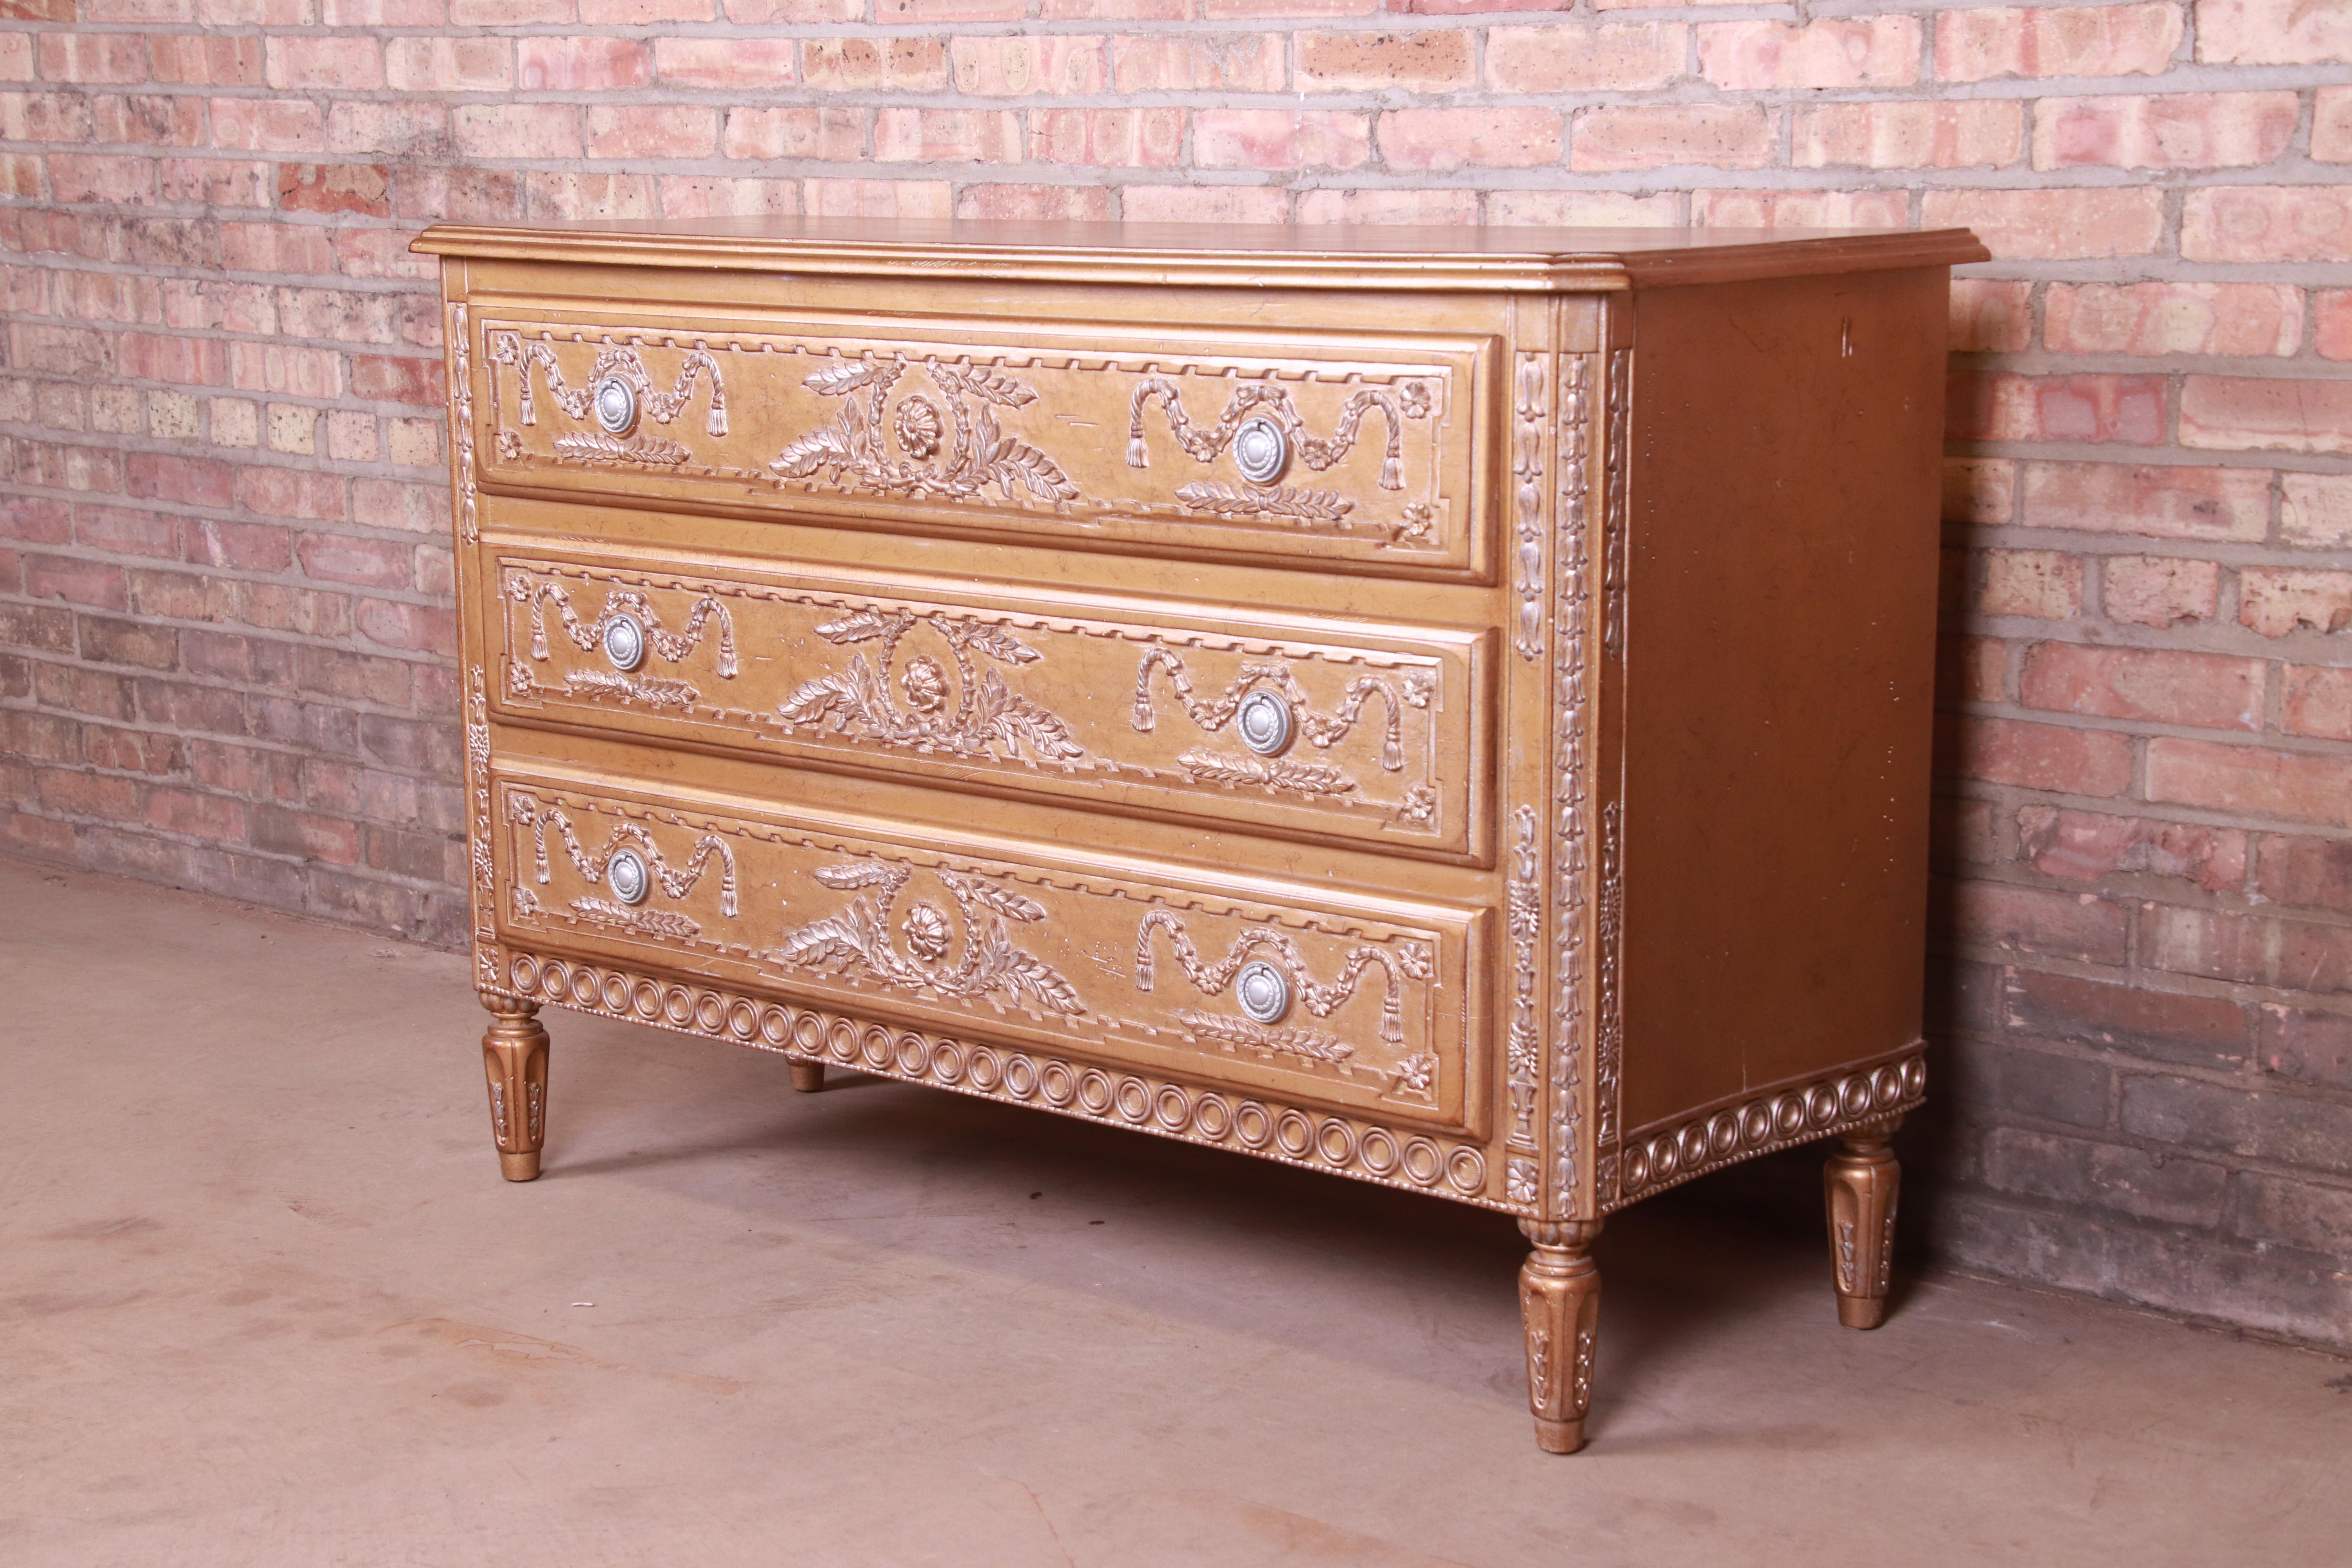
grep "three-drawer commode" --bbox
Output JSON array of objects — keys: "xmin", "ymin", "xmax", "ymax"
[{"xmin": 417, "ymin": 218, "xmax": 1986, "ymax": 1453}]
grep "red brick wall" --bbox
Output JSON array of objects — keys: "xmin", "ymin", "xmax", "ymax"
[{"xmin": 3, "ymin": 2, "xmax": 2347, "ymax": 1340}]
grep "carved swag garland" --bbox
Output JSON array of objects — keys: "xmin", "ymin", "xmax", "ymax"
[
  {"xmin": 488, "ymin": 329, "xmax": 1437, "ymax": 535},
  {"xmin": 504, "ymin": 564, "xmax": 1442, "ymax": 824}
]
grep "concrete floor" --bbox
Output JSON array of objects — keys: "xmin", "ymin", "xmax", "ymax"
[{"xmin": 2, "ymin": 855, "xmax": 2347, "ymax": 1566}]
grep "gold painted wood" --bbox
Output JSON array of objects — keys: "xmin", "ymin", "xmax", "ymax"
[
  {"xmin": 490, "ymin": 544, "xmax": 1492, "ymax": 861},
  {"xmin": 423, "ymin": 218, "xmax": 1984, "ymax": 1455},
  {"xmin": 1519, "ymin": 1220, "xmax": 1603, "ymax": 1455},
  {"xmin": 468, "ymin": 301, "xmax": 1493, "ymax": 578},
  {"xmin": 1825, "ymin": 1118, "xmax": 1903, "ymax": 1330},
  {"xmin": 413, "ymin": 216, "xmax": 1992, "ymax": 294},
  {"xmin": 490, "ymin": 762, "xmax": 1485, "ymax": 1135},
  {"xmin": 480, "ymin": 996, "xmax": 549, "ymax": 1182}
]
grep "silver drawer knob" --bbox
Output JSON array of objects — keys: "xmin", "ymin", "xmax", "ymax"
[
  {"xmin": 1235, "ymin": 689, "xmax": 1292, "ymax": 756},
  {"xmin": 1233, "ymin": 415, "xmax": 1288, "ymax": 486},
  {"xmin": 607, "ymin": 849, "xmax": 650, "ymax": 906},
  {"xmin": 601, "ymin": 613, "xmax": 645, "ymax": 672},
  {"xmin": 592, "ymin": 376, "xmax": 638, "ymax": 435},
  {"xmin": 1235, "ymin": 960, "xmax": 1290, "ymax": 1025}
]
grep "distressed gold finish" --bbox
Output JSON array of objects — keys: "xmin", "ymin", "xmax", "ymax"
[
  {"xmin": 480, "ymin": 997, "xmax": 550, "ymax": 1182},
  {"xmin": 1826, "ymin": 1118, "xmax": 1904, "ymax": 1330},
  {"xmin": 1519, "ymin": 1220, "xmax": 1604, "ymax": 1455},
  {"xmin": 419, "ymin": 217, "xmax": 1983, "ymax": 1454}
]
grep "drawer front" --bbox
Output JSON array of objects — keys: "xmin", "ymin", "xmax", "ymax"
[
  {"xmin": 488, "ymin": 765, "xmax": 1488, "ymax": 1135},
  {"xmin": 492, "ymin": 548, "xmax": 1494, "ymax": 862},
  {"xmin": 470, "ymin": 302, "xmax": 1497, "ymax": 579}
]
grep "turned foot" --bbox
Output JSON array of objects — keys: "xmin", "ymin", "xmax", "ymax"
[
  {"xmin": 1825, "ymin": 1116, "xmax": 1901, "ymax": 1328},
  {"xmin": 481, "ymin": 995, "xmax": 550, "ymax": 1182},
  {"xmin": 789, "ymin": 1059, "xmax": 825, "ymax": 1094},
  {"xmin": 1519, "ymin": 1221, "xmax": 1602, "ymax": 1455}
]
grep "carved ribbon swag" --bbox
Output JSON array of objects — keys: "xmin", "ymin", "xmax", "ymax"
[
  {"xmin": 508, "ymin": 575, "xmax": 740, "ymax": 679},
  {"xmin": 1126, "ymin": 379, "xmax": 1432, "ymax": 492},
  {"xmin": 490, "ymin": 332, "xmax": 730, "ymax": 438},
  {"xmin": 1133, "ymin": 911, "xmax": 1430, "ymax": 1044},
  {"xmin": 1132, "ymin": 652, "xmax": 1423, "ymax": 773},
  {"xmin": 512, "ymin": 799, "xmax": 739, "ymax": 918}
]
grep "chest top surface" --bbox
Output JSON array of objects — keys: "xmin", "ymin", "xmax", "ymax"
[{"xmin": 412, "ymin": 218, "xmax": 1989, "ymax": 290}]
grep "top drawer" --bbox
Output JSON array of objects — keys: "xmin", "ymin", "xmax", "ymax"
[{"xmin": 465, "ymin": 299, "xmax": 1499, "ymax": 581}]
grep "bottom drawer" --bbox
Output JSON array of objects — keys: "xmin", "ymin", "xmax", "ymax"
[{"xmin": 487, "ymin": 759, "xmax": 1490, "ymax": 1138}]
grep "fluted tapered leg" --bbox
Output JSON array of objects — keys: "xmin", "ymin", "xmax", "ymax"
[
  {"xmin": 1825, "ymin": 1117, "xmax": 1901, "ymax": 1328},
  {"xmin": 480, "ymin": 995, "xmax": 550, "ymax": 1182},
  {"xmin": 1518, "ymin": 1220, "xmax": 1603, "ymax": 1455},
  {"xmin": 788, "ymin": 1059, "xmax": 825, "ymax": 1094}
]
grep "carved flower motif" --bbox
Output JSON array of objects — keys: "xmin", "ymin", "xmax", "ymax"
[
  {"xmin": 1399, "ymin": 381, "xmax": 1433, "ymax": 419},
  {"xmin": 894, "ymin": 395, "xmax": 942, "ymax": 459},
  {"xmin": 901, "ymin": 655, "xmax": 948, "ymax": 713},
  {"xmin": 903, "ymin": 902, "xmax": 951, "ymax": 964}
]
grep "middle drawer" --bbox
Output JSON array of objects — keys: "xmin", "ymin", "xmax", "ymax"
[{"xmin": 489, "ymin": 543, "xmax": 1495, "ymax": 864}]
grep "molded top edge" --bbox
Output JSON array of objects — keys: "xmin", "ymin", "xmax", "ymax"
[{"xmin": 412, "ymin": 218, "xmax": 1991, "ymax": 291}]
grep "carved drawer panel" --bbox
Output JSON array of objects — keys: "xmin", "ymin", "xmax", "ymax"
[
  {"xmin": 468, "ymin": 302, "xmax": 1496, "ymax": 579},
  {"xmin": 489, "ymin": 764, "xmax": 1489, "ymax": 1135},
  {"xmin": 491, "ymin": 548, "xmax": 1494, "ymax": 862}
]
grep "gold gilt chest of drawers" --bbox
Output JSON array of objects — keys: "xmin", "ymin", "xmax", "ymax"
[{"xmin": 414, "ymin": 218, "xmax": 1987, "ymax": 1454}]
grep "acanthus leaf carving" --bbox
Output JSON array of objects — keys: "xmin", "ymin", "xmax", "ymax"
[
  {"xmin": 1176, "ymin": 750, "xmax": 1356, "ymax": 798},
  {"xmin": 1175, "ymin": 1008, "xmax": 1353, "ymax": 1066},
  {"xmin": 553, "ymin": 431, "xmax": 691, "ymax": 467},
  {"xmin": 770, "ymin": 857, "xmax": 1086, "ymax": 1018},
  {"xmin": 570, "ymin": 897, "xmax": 702, "ymax": 941},
  {"xmin": 560, "ymin": 670, "xmax": 700, "ymax": 710},
  {"xmin": 778, "ymin": 607, "xmax": 1083, "ymax": 764},
  {"xmin": 1171, "ymin": 481, "xmax": 1354, "ymax": 525},
  {"xmin": 768, "ymin": 352, "xmax": 1080, "ymax": 505}
]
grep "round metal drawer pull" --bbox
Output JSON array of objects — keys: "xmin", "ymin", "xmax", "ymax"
[
  {"xmin": 592, "ymin": 376, "xmax": 638, "ymax": 436},
  {"xmin": 607, "ymin": 849, "xmax": 651, "ymax": 906},
  {"xmin": 601, "ymin": 613, "xmax": 646, "ymax": 673},
  {"xmin": 1235, "ymin": 961, "xmax": 1290, "ymax": 1025},
  {"xmin": 1234, "ymin": 689, "xmax": 1293, "ymax": 756},
  {"xmin": 1233, "ymin": 415, "xmax": 1288, "ymax": 486}
]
